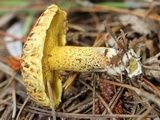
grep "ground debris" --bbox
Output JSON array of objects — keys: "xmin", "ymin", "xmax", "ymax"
[{"xmin": 0, "ymin": 0, "xmax": 160, "ymax": 119}]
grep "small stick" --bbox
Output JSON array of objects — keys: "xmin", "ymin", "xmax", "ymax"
[
  {"xmin": 98, "ymin": 79, "xmax": 160, "ymax": 108},
  {"xmin": 136, "ymin": 105, "xmax": 155, "ymax": 120},
  {"xmin": 11, "ymin": 80, "xmax": 16, "ymax": 120},
  {"xmin": 16, "ymin": 96, "xmax": 30, "ymax": 120},
  {"xmin": 47, "ymin": 80, "xmax": 57, "ymax": 120},
  {"xmin": 143, "ymin": 78, "xmax": 160, "ymax": 96}
]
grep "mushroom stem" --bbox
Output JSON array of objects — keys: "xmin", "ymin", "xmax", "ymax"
[{"xmin": 48, "ymin": 46, "xmax": 116, "ymax": 72}]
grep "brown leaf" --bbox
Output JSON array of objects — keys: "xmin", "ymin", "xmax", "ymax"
[
  {"xmin": 113, "ymin": 100, "xmax": 123, "ymax": 114},
  {"xmin": 7, "ymin": 57, "xmax": 20, "ymax": 71}
]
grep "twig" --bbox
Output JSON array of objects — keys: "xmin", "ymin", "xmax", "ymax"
[
  {"xmin": 75, "ymin": 5, "xmax": 160, "ymax": 21},
  {"xmin": 0, "ymin": 30, "xmax": 25, "ymax": 42},
  {"xmin": 2, "ymin": 101, "xmax": 158, "ymax": 119},
  {"xmin": 136, "ymin": 105, "xmax": 155, "ymax": 120},
  {"xmin": 142, "ymin": 65, "xmax": 160, "ymax": 71},
  {"xmin": 109, "ymin": 88, "xmax": 124, "ymax": 110},
  {"xmin": 72, "ymin": 98, "xmax": 95, "ymax": 113},
  {"xmin": 144, "ymin": 2, "xmax": 158, "ymax": 19},
  {"xmin": 98, "ymin": 79, "xmax": 160, "ymax": 108},
  {"xmin": 11, "ymin": 80, "xmax": 16, "ymax": 120},
  {"xmin": 0, "ymin": 3, "xmax": 31, "ymax": 28},
  {"xmin": 63, "ymin": 72, "xmax": 78, "ymax": 89},
  {"xmin": 0, "ymin": 97, "xmax": 12, "ymax": 105},
  {"xmin": 97, "ymin": 79, "xmax": 140, "ymax": 92},
  {"xmin": 0, "ymin": 62, "xmax": 22, "ymax": 84},
  {"xmin": 136, "ymin": 90, "xmax": 160, "ymax": 108},
  {"xmin": 142, "ymin": 78, "xmax": 160, "ymax": 96},
  {"xmin": 62, "ymin": 89, "xmax": 89, "ymax": 108},
  {"xmin": 92, "ymin": 74, "xmax": 96, "ymax": 114},
  {"xmin": 1, "ymin": 72, "xmax": 16, "ymax": 93},
  {"xmin": 144, "ymin": 52, "xmax": 160, "ymax": 65},
  {"xmin": 47, "ymin": 80, "xmax": 57, "ymax": 120},
  {"xmin": 79, "ymin": 79, "xmax": 113, "ymax": 115},
  {"xmin": 1, "ymin": 106, "xmax": 12, "ymax": 119},
  {"xmin": 16, "ymin": 96, "xmax": 30, "ymax": 120}
]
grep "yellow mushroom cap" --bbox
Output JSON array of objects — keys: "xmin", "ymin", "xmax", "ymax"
[{"xmin": 21, "ymin": 4, "xmax": 67, "ymax": 108}]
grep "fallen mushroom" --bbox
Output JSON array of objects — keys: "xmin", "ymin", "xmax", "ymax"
[{"xmin": 21, "ymin": 4, "xmax": 142, "ymax": 108}]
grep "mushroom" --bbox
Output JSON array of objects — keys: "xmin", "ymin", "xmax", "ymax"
[{"xmin": 21, "ymin": 4, "xmax": 142, "ymax": 108}]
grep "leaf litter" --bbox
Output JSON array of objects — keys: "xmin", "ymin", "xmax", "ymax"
[{"xmin": 0, "ymin": 0, "xmax": 160, "ymax": 120}]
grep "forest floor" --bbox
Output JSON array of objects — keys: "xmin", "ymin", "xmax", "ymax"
[{"xmin": 0, "ymin": 0, "xmax": 160, "ymax": 120}]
